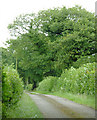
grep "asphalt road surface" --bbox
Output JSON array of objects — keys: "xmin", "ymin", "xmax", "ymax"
[{"xmin": 27, "ymin": 92, "xmax": 96, "ymax": 118}]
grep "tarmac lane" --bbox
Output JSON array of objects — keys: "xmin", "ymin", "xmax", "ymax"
[{"xmin": 27, "ymin": 92, "xmax": 96, "ymax": 119}]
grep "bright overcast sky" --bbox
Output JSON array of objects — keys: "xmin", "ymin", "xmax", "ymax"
[{"xmin": 0, "ymin": 0, "xmax": 96, "ymax": 47}]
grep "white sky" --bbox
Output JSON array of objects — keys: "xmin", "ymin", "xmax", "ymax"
[{"xmin": 0, "ymin": 0, "xmax": 96, "ymax": 47}]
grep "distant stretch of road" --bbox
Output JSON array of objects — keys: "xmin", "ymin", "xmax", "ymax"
[{"xmin": 27, "ymin": 92, "xmax": 96, "ymax": 118}]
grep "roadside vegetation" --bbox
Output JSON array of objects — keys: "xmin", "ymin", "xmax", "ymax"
[
  {"xmin": 2, "ymin": 65, "xmax": 23, "ymax": 118},
  {"xmin": 36, "ymin": 62, "xmax": 96, "ymax": 109},
  {"xmin": 6, "ymin": 92, "xmax": 43, "ymax": 118},
  {"xmin": 37, "ymin": 62, "xmax": 95, "ymax": 95}
]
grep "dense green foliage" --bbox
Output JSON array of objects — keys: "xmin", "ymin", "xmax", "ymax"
[
  {"xmin": 2, "ymin": 65, "xmax": 23, "ymax": 117},
  {"xmin": 1, "ymin": 47, "xmax": 15, "ymax": 66},
  {"xmin": 37, "ymin": 62, "xmax": 95, "ymax": 95},
  {"xmin": 26, "ymin": 84, "xmax": 33, "ymax": 91},
  {"xmin": 72, "ymin": 54, "xmax": 95, "ymax": 68},
  {"xmin": 3, "ymin": 5, "xmax": 95, "ymax": 90},
  {"xmin": 37, "ymin": 76, "xmax": 57, "ymax": 92}
]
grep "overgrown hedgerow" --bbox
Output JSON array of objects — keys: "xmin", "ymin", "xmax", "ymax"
[
  {"xmin": 2, "ymin": 64, "xmax": 24, "ymax": 117},
  {"xmin": 37, "ymin": 62, "xmax": 95, "ymax": 95},
  {"xmin": 57, "ymin": 62, "xmax": 95, "ymax": 95}
]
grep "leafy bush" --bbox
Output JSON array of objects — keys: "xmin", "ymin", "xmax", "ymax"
[
  {"xmin": 37, "ymin": 62, "xmax": 95, "ymax": 96},
  {"xmin": 36, "ymin": 76, "xmax": 58, "ymax": 92},
  {"xmin": 56, "ymin": 62, "xmax": 95, "ymax": 95},
  {"xmin": 2, "ymin": 65, "xmax": 23, "ymax": 117},
  {"xmin": 27, "ymin": 84, "xmax": 33, "ymax": 91}
]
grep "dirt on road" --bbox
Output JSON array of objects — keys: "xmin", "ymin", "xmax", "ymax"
[{"xmin": 27, "ymin": 92, "xmax": 96, "ymax": 118}]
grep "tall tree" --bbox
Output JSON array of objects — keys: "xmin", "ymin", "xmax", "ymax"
[{"xmin": 6, "ymin": 5, "xmax": 96, "ymax": 89}]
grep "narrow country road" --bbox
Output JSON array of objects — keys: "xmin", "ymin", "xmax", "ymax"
[{"xmin": 27, "ymin": 92, "xmax": 96, "ymax": 118}]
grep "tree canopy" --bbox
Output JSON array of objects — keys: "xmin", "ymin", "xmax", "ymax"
[{"xmin": 3, "ymin": 5, "xmax": 96, "ymax": 89}]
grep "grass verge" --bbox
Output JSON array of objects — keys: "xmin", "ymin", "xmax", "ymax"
[
  {"xmin": 34, "ymin": 91, "xmax": 95, "ymax": 109},
  {"xmin": 6, "ymin": 92, "xmax": 43, "ymax": 118}
]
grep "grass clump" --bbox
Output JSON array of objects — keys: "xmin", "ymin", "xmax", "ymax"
[{"xmin": 6, "ymin": 92, "xmax": 43, "ymax": 118}]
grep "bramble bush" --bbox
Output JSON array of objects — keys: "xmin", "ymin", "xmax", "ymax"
[{"xmin": 2, "ymin": 65, "xmax": 24, "ymax": 117}]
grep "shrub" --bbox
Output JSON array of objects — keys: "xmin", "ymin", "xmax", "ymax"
[
  {"xmin": 36, "ymin": 76, "xmax": 57, "ymax": 92},
  {"xmin": 37, "ymin": 62, "xmax": 95, "ymax": 96},
  {"xmin": 27, "ymin": 84, "xmax": 33, "ymax": 91},
  {"xmin": 2, "ymin": 65, "xmax": 23, "ymax": 117},
  {"xmin": 56, "ymin": 62, "xmax": 95, "ymax": 95}
]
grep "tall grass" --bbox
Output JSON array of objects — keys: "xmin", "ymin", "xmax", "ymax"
[{"xmin": 50, "ymin": 92, "xmax": 95, "ymax": 109}]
